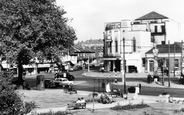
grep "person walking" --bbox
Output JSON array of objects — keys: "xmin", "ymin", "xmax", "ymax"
[{"xmin": 137, "ymin": 82, "xmax": 142, "ymax": 94}]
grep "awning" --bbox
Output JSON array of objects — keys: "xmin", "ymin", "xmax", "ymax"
[{"xmin": 100, "ymin": 57, "xmax": 121, "ymax": 61}]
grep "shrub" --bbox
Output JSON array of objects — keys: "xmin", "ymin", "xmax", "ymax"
[
  {"xmin": 180, "ymin": 108, "xmax": 184, "ymax": 112},
  {"xmin": 0, "ymin": 71, "xmax": 35, "ymax": 114},
  {"xmin": 24, "ymin": 101, "xmax": 36, "ymax": 114},
  {"xmin": 0, "ymin": 72, "xmax": 24, "ymax": 115},
  {"xmin": 128, "ymin": 87, "xmax": 135, "ymax": 93}
]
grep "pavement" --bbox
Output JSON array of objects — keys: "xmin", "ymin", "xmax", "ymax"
[{"xmin": 28, "ymin": 71, "xmax": 184, "ymax": 114}]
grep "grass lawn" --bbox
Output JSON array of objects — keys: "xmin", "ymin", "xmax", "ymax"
[{"xmin": 17, "ymin": 89, "xmax": 184, "ymax": 115}]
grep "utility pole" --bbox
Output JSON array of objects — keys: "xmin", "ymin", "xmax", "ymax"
[
  {"xmin": 123, "ymin": 38, "xmax": 126, "ymax": 94},
  {"xmin": 88, "ymin": 54, "xmax": 90, "ymax": 72},
  {"xmin": 174, "ymin": 43, "xmax": 175, "ymax": 77},
  {"xmin": 181, "ymin": 40, "xmax": 184, "ymax": 79},
  {"xmin": 168, "ymin": 40, "xmax": 170, "ymax": 87}
]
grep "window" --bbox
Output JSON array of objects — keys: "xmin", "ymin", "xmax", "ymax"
[
  {"xmin": 161, "ymin": 25, "xmax": 165, "ymax": 33},
  {"xmin": 174, "ymin": 59, "xmax": 179, "ymax": 68},
  {"xmin": 107, "ymin": 42, "xmax": 112, "ymax": 53},
  {"xmin": 133, "ymin": 37, "xmax": 136, "ymax": 52},
  {"xmin": 154, "ymin": 26, "xmax": 157, "ymax": 33},
  {"xmin": 142, "ymin": 58, "xmax": 146, "ymax": 67},
  {"xmin": 114, "ymin": 31, "xmax": 118, "ymax": 53},
  {"xmin": 110, "ymin": 42, "xmax": 112, "ymax": 53},
  {"xmin": 115, "ymin": 40, "xmax": 118, "ymax": 52}
]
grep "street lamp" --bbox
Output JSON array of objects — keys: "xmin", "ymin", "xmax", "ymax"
[
  {"xmin": 122, "ymin": 38, "xmax": 126, "ymax": 94},
  {"xmin": 88, "ymin": 54, "xmax": 90, "ymax": 72}
]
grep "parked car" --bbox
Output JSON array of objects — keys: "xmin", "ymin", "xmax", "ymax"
[
  {"xmin": 53, "ymin": 78, "xmax": 74, "ymax": 86},
  {"xmin": 55, "ymin": 72, "xmax": 75, "ymax": 81}
]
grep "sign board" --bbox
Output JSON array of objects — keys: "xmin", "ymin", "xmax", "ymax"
[{"xmin": 105, "ymin": 22, "xmax": 121, "ymax": 31}]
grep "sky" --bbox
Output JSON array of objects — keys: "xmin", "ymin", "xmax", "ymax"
[{"xmin": 56, "ymin": 0, "xmax": 184, "ymax": 42}]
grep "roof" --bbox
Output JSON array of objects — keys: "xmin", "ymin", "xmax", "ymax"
[
  {"xmin": 72, "ymin": 44, "xmax": 95, "ymax": 53},
  {"xmin": 146, "ymin": 43, "xmax": 181, "ymax": 54},
  {"xmin": 135, "ymin": 11, "xmax": 168, "ymax": 20},
  {"xmin": 77, "ymin": 39, "xmax": 103, "ymax": 45}
]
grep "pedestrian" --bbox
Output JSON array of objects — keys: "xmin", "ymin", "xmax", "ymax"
[
  {"xmin": 137, "ymin": 82, "xmax": 142, "ymax": 94},
  {"xmin": 76, "ymin": 98, "xmax": 81, "ymax": 103},
  {"xmin": 80, "ymin": 97, "xmax": 86, "ymax": 103},
  {"xmin": 101, "ymin": 66, "xmax": 104, "ymax": 73},
  {"xmin": 147, "ymin": 74, "xmax": 152, "ymax": 84}
]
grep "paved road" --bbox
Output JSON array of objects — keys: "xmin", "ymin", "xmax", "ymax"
[{"xmin": 25, "ymin": 70, "xmax": 184, "ymax": 97}]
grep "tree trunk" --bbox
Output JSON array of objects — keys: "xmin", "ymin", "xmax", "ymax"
[
  {"xmin": 162, "ymin": 68, "xmax": 165, "ymax": 86},
  {"xmin": 35, "ymin": 63, "xmax": 38, "ymax": 74},
  {"xmin": 18, "ymin": 61, "xmax": 24, "ymax": 87},
  {"xmin": 0, "ymin": 55, "xmax": 2, "ymax": 73}
]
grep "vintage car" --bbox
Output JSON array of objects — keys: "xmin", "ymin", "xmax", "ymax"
[
  {"xmin": 55, "ymin": 72, "xmax": 75, "ymax": 81},
  {"xmin": 53, "ymin": 78, "xmax": 73, "ymax": 86}
]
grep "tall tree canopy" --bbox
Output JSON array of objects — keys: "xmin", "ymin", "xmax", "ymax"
[{"xmin": 0, "ymin": 0, "xmax": 77, "ymax": 86}]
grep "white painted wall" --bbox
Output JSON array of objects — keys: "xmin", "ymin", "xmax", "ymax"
[{"xmin": 132, "ymin": 19, "xmax": 181, "ymax": 44}]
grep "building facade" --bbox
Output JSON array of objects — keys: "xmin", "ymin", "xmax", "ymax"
[
  {"xmin": 145, "ymin": 42, "xmax": 182, "ymax": 74},
  {"xmin": 131, "ymin": 11, "xmax": 181, "ymax": 45},
  {"xmin": 75, "ymin": 39, "xmax": 103, "ymax": 66},
  {"xmin": 103, "ymin": 11, "xmax": 181, "ymax": 73},
  {"xmin": 103, "ymin": 20, "xmax": 152, "ymax": 73}
]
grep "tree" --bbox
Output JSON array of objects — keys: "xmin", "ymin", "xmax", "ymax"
[{"xmin": 0, "ymin": 0, "xmax": 77, "ymax": 87}]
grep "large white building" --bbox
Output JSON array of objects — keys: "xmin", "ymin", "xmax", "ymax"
[
  {"xmin": 103, "ymin": 20, "xmax": 152, "ymax": 73},
  {"xmin": 103, "ymin": 11, "xmax": 181, "ymax": 73},
  {"xmin": 132, "ymin": 11, "xmax": 181, "ymax": 45}
]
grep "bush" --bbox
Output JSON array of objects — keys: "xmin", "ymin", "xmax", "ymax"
[
  {"xmin": 0, "ymin": 71, "xmax": 35, "ymax": 114},
  {"xmin": 24, "ymin": 101, "xmax": 36, "ymax": 114},
  {"xmin": 128, "ymin": 87, "xmax": 135, "ymax": 93}
]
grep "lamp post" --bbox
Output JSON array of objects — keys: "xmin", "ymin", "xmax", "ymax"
[
  {"xmin": 88, "ymin": 54, "xmax": 90, "ymax": 72},
  {"xmin": 123, "ymin": 38, "xmax": 126, "ymax": 94},
  {"xmin": 168, "ymin": 40, "xmax": 170, "ymax": 87},
  {"xmin": 92, "ymin": 78, "xmax": 95, "ymax": 112}
]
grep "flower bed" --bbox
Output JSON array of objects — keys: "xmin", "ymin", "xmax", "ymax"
[{"xmin": 110, "ymin": 103, "xmax": 150, "ymax": 110}]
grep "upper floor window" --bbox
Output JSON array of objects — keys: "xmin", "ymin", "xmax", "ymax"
[
  {"xmin": 154, "ymin": 26, "xmax": 157, "ymax": 33},
  {"xmin": 175, "ymin": 59, "xmax": 179, "ymax": 68},
  {"xmin": 115, "ymin": 40, "xmax": 118, "ymax": 52},
  {"xmin": 161, "ymin": 25, "xmax": 165, "ymax": 33},
  {"xmin": 107, "ymin": 42, "xmax": 112, "ymax": 53},
  {"xmin": 109, "ymin": 42, "xmax": 112, "ymax": 53},
  {"xmin": 133, "ymin": 37, "xmax": 136, "ymax": 52}
]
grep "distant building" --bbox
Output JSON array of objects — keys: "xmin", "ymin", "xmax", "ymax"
[
  {"xmin": 76, "ymin": 39, "xmax": 103, "ymax": 58},
  {"xmin": 76, "ymin": 39, "xmax": 104, "ymax": 66},
  {"xmin": 145, "ymin": 42, "xmax": 182, "ymax": 73}
]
